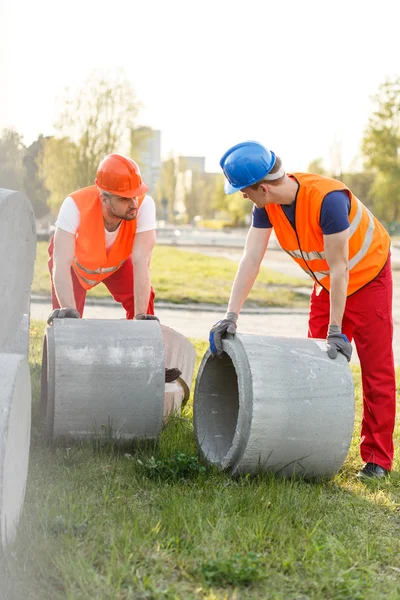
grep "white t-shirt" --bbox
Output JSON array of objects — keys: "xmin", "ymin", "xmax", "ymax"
[{"xmin": 55, "ymin": 194, "xmax": 157, "ymax": 250}]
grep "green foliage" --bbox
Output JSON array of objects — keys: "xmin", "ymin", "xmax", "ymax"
[
  {"xmin": 340, "ymin": 171, "xmax": 375, "ymax": 209},
  {"xmin": 213, "ymin": 176, "xmax": 251, "ymax": 227},
  {"xmin": 0, "ymin": 128, "xmax": 25, "ymax": 191},
  {"xmin": 39, "ymin": 69, "xmax": 145, "ymax": 214},
  {"xmin": 184, "ymin": 174, "xmax": 221, "ymax": 222},
  {"xmin": 0, "ymin": 129, "xmax": 50, "ymax": 217},
  {"xmin": 39, "ymin": 136, "xmax": 79, "ymax": 214},
  {"xmin": 307, "ymin": 157, "xmax": 327, "ymax": 175},
  {"xmin": 362, "ymin": 77, "xmax": 400, "ymax": 221},
  {"xmin": 137, "ymin": 452, "xmax": 207, "ymax": 481},
  {"xmin": 23, "ymin": 136, "xmax": 50, "ymax": 218},
  {"xmin": 199, "ymin": 552, "xmax": 264, "ymax": 587},
  {"xmin": 155, "ymin": 156, "xmax": 177, "ymax": 221}
]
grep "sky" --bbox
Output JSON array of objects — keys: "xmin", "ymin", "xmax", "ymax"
[{"xmin": 1, "ymin": 0, "xmax": 400, "ymax": 174}]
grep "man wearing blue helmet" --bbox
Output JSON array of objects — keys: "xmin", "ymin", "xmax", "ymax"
[{"xmin": 209, "ymin": 141, "xmax": 395, "ymax": 480}]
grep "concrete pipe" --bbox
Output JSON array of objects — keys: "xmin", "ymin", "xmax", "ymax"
[
  {"xmin": 0, "ymin": 354, "xmax": 31, "ymax": 548},
  {"xmin": 40, "ymin": 319, "xmax": 165, "ymax": 441},
  {"xmin": 2, "ymin": 314, "xmax": 30, "ymax": 357},
  {"xmin": 194, "ymin": 334, "xmax": 355, "ymax": 479},
  {"xmin": 161, "ymin": 325, "xmax": 196, "ymax": 416},
  {"xmin": 0, "ymin": 189, "xmax": 36, "ymax": 349}
]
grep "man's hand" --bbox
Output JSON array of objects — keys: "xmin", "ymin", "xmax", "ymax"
[
  {"xmin": 47, "ymin": 308, "xmax": 80, "ymax": 325},
  {"xmin": 326, "ymin": 324, "xmax": 352, "ymax": 362},
  {"xmin": 209, "ymin": 312, "xmax": 238, "ymax": 356},
  {"xmin": 134, "ymin": 314, "xmax": 160, "ymax": 321}
]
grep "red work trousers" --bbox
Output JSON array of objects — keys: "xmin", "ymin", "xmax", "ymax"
[
  {"xmin": 48, "ymin": 238, "xmax": 155, "ymax": 319},
  {"xmin": 308, "ymin": 256, "xmax": 396, "ymax": 471}
]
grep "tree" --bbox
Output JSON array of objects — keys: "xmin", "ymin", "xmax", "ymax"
[
  {"xmin": 183, "ymin": 175, "xmax": 217, "ymax": 222},
  {"xmin": 0, "ymin": 128, "xmax": 25, "ymax": 191},
  {"xmin": 23, "ymin": 135, "xmax": 50, "ymax": 218},
  {"xmin": 340, "ymin": 171, "xmax": 375, "ymax": 210},
  {"xmin": 40, "ymin": 70, "xmax": 144, "ymax": 213},
  {"xmin": 307, "ymin": 158, "xmax": 327, "ymax": 175},
  {"xmin": 156, "ymin": 157, "xmax": 177, "ymax": 221},
  {"xmin": 362, "ymin": 77, "xmax": 400, "ymax": 221},
  {"xmin": 212, "ymin": 176, "xmax": 251, "ymax": 227},
  {"xmin": 39, "ymin": 137, "xmax": 79, "ymax": 214}
]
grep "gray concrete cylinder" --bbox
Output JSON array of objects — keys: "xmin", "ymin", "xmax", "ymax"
[
  {"xmin": 40, "ymin": 319, "xmax": 165, "ymax": 441},
  {"xmin": 194, "ymin": 334, "xmax": 355, "ymax": 479},
  {"xmin": 0, "ymin": 189, "xmax": 36, "ymax": 349},
  {"xmin": 2, "ymin": 314, "xmax": 30, "ymax": 357},
  {"xmin": 0, "ymin": 354, "xmax": 31, "ymax": 548}
]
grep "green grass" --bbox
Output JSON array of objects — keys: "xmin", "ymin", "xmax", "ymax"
[
  {"xmin": 1, "ymin": 322, "xmax": 400, "ymax": 599},
  {"xmin": 32, "ymin": 241, "xmax": 309, "ymax": 307}
]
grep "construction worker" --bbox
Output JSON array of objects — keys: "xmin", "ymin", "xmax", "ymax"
[
  {"xmin": 48, "ymin": 153, "xmax": 181, "ymax": 383},
  {"xmin": 209, "ymin": 141, "xmax": 395, "ymax": 480},
  {"xmin": 47, "ymin": 153, "xmax": 157, "ymax": 323}
]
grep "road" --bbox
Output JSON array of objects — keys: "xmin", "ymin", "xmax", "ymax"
[{"xmin": 31, "ymin": 245, "xmax": 400, "ymax": 365}]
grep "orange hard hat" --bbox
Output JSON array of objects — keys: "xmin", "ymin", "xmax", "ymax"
[{"xmin": 95, "ymin": 154, "xmax": 149, "ymax": 197}]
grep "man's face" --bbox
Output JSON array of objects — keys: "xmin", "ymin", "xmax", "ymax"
[
  {"xmin": 240, "ymin": 184, "xmax": 270, "ymax": 209},
  {"xmin": 102, "ymin": 193, "xmax": 138, "ymax": 220}
]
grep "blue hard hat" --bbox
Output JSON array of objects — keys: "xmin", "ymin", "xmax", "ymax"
[{"xmin": 220, "ymin": 141, "xmax": 276, "ymax": 194}]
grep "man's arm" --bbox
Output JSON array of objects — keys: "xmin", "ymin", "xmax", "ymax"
[
  {"xmin": 227, "ymin": 226, "xmax": 272, "ymax": 315},
  {"xmin": 132, "ymin": 229, "xmax": 156, "ymax": 316},
  {"xmin": 209, "ymin": 226, "xmax": 271, "ymax": 355},
  {"xmin": 53, "ymin": 228, "xmax": 77, "ymax": 308},
  {"xmin": 323, "ymin": 228, "xmax": 350, "ymax": 326}
]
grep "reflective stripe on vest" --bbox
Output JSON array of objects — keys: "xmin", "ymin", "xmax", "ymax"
[
  {"xmin": 73, "ymin": 257, "xmax": 123, "ymax": 275},
  {"xmin": 283, "ymin": 199, "xmax": 374, "ymax": 280},
  {"xmin": 348, "ymin": 203, "xmax": 375, "ymax": 270}
]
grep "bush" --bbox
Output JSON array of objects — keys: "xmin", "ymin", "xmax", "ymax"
[{"xmin": 136, "ymin": 452, "xmax": 207, "ymax": 481}]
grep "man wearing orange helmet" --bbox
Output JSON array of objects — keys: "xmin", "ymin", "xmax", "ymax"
[{"xmin": 47, "ymin": 154, "xmax": 157, "ymax": 323}]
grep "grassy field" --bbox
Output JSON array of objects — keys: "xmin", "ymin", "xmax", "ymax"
[
  {"xmin": 32, "ymin": 241, "xmax": 309, "ymax": 307},
  {"xmin": 1, "ymin": 322, "xmax": 400, "ymax": 600}
]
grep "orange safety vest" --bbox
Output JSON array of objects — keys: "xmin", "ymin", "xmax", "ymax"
[
  {"xmin": 265, "ymin": 173, "xmax": 390, "ymax": 296},
  {"xmin": 70, "ymin": 186, "xmax": 145, "ymax": 290}
]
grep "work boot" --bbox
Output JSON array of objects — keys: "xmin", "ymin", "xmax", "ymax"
[
  {"xmin": 165, "ymin": 368, "xmax": 182, "ymax": 383},
  {"xmin": 357, "ymin": 462, "xmax": 389, "ymax": 480}
]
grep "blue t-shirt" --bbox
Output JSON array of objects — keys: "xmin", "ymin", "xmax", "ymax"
[{"xmin": 252, "ymin": 190, "xmax": 351, "ymax": 235}]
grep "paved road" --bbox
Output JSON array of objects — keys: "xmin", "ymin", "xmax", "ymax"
[{"xmin": 30, "ymin": 246, "xmax": 400, "ymax": 365}]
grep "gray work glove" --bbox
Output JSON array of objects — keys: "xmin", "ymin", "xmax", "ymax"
[
  {"xmin": 326, "ymin": 324, "xmax": 352, "ymax": 362},
  {"xmin": 47, "ymin": 308, "xmax": 80, "ymax": 325},
  {"xmin": 135, "ymin": 314, "xmax": 160, "ymax": 321},
  {"xmin": 209, "ymin": 312, "xmax": 238, "ymax": 356}
]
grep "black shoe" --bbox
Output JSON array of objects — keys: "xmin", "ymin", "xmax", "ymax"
[
  {"xmin": 165, "ymin": 368, "xmax": 182, "ymax": 384},
  {"xmin": 357, "ymin": 462, "xmax": 389, "ymax": 480}
]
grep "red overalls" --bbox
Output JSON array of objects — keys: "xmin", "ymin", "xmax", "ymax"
[{"xmin": 308, "ymin": 257, "xmax": 395, "ymax": 470}]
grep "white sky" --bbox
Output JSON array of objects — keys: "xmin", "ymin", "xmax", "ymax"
[{"xmin": 1, "ymin": 0, "xmax": 400, "ymax": 173}]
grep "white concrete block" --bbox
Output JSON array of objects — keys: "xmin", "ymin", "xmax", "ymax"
[
  {"xmin": 0, "ymin": 354, "xmax": 31, "ymax": 548},
  {"xmin": 0, "ymin": 189, "xmax": 36, "ymax": 349}
]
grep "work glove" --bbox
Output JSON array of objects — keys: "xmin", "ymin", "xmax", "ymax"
[
  {"xmin": 47, "ymin": 308, "xmax": 80, "ymax": 325},
  {"xmin": 209, "ymin": 312, "xmax": 238, "ymax": 357},
  {"xmin": 135, "ymin": 314, "xmax": 160, "ymax": 321},
  {"xmin": 326, "ymin": 324, "xmax": 352, "ymax": 362}
]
